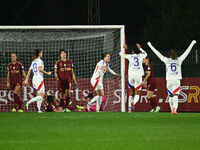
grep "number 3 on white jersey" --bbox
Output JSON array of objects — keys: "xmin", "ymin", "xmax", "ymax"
[{"xmin": 134, "ymin": 57, "xmax": 139, "ymax": 67}]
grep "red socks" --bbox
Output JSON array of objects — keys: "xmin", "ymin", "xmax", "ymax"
[
  {"xmin": 14, "ymin": 94, "xmax": 22, "ymax": 109},
  {"xmin": 148, "ymin": 97, "xmax": 157, "ymax": 109}
]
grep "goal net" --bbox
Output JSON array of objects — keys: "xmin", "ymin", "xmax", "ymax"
[{"xmin": 0, "ymin": 26, "xmax": 126, "ymax": 112}]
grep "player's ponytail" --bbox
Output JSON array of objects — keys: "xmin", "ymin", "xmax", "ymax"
[
  {"xmin": 101, "ymin": 53, "xmax": 109, "ymax": 60},
  {"xmin": 33, "ymin": 49, "xmax": 41, "ymax": 60},
  {"xmin": 169, "ymin": 49, "xmax": 177, "ymax": 60}
]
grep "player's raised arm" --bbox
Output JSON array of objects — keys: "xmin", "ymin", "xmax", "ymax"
[
  {"xmin": 136, "ymin": 43, "xmax": 147, "ymax": 58},
  {"xmin": 179, "ymin": 40, "xmax": 196, "ymax": 62},
  {"xmin": 71, "ymin": 68, "xmax": 78, "ymax": 86},
  {"xmin": 119, "ymin": 44, "xmax": 131, "ymax": 59},
  {"xmin": 147, "ymin": 42, "xmax": 166, "ymax": 62}
]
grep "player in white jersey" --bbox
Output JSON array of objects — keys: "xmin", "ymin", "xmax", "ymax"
[
  {"xmin": 120, "ymin": 44, "xmax": 147, "ymax": 112},
  {"xmin": 91, "ymin": 53, "xmax": 121, "ymax": 112},
  {"xmin": 24, "ymin": 49, "xmax": 51, "ymax": 113},
  {"xmin": 147, "ymin": 40, "xmax": 196, "ymax": 115}
]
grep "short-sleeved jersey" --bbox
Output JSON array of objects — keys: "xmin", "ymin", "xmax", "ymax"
[
  {"xmin": 124, "ymin": 49, "xmax": 147, "ymax": 77},
  {"xmin": 145, "ymin": 64, "xmax": 156, "ymax": 83},
  {"xmin": 8, "ymin": 62, "xmax": 24, "ymax": 84},
  {"xmin": 29, "ymin": 58, "xmax": 44, "ymax": 77},
  {"xmin": 91, "ymin": 60, "xmax": 112, "ymax": 81},
  {"xmin": 54, "ymin": 59, "xmax": 73, "ymax": 82}
]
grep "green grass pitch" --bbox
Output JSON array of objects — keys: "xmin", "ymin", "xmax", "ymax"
[{"xmin": 0, "ymin": 112, "xmax": 199, "ymax": 150}]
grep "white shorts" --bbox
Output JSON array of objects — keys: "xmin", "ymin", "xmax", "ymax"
[
  {"xmin": 91, "ymin": 79, "xmax": 103, "ymax": 91},
  {"xmin": 128, "ymin": 75, "xmax": 142, "ymax": 90},
  {"xmin": 32, "ymin": 76, "xmax": 45, "ymax": 94},
  {"xmin": 166, "ymin": 80, "xmax": 180, "ymax": 95}
]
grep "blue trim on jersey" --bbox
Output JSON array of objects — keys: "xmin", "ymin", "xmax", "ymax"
[
  {"xmin": 128, "ymin": 82, "xmax": 134, "ymax": 88},
  {"xmin": 167, "ymin": 88, "xmax": 173, "ymax": 95},
  {"xmin": 34, "ymin": 88, "xmax": 37, "ymax": 91}
]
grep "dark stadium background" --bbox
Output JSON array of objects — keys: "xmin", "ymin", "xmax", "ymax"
[{"xmin": 0, "ymin": 0, "xmax": 199, "ymax": 77}]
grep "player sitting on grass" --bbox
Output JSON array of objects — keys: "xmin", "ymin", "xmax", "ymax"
[{"xmin": 45, "ymin": 95, "xmax": 63, "ymax": 112}]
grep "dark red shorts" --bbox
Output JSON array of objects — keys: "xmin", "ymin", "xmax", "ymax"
[
  {"xmin": 147, "ymin": 82, "xmax": 156, "ymax": 91},
  {"xmin": 10, "ymin": 82, "xmax": 22, "ymax": 90},
  {"xmin": 58, "ymin": 80, "xmax": 71, "ymax": 92}
]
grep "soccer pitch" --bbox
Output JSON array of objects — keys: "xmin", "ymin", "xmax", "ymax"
[{"xmin": 0, "ymin": 112, "xmax": 199, "ymax": 150}]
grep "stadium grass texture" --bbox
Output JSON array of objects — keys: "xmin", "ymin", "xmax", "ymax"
[{"xmin": 0, "ymin": 112, "xmax": 199, "ymax": 150}]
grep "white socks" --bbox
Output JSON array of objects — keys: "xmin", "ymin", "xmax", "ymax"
[
  {"xmin": 128, "ymin": 96, "xmax": 134, "ymax": 110},
  {"xmin": 88, "ymin": 96, "xmax": 98, "ymax": 105},
  {"xmin": 169, "ymin": 97, "xmax": 173, "ymax": 111},
  {"xmin": 28, "ymin": 96, "xmax": 43, "ymax": 111},
  {"xmin": 96, "ymin": 96, "xmax": 103, "ymax": 112},
  {"xmin": 37, "ymin": 100, "xmax": 43, "ymax": 111},
  {"xmin": 169, "ymin": 96, "xmax": 179, "ymax": 111},
  {"xmin": 173, "ymin": 95, "xmax": 178, "ymax": 111},
  {"xmin": 133, "ymin": 95, "xmax": 140, "ymax": 105}
]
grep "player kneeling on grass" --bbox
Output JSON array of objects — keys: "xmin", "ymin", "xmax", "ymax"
[
  {"xmin": 147, "ymin": 40, "xmax": 196, "ymax": 115},
  {"xmin": 7, "ymin": 52, "xmax": 27, "ymax": 112},
  {"xmin": 120, "ymin": 44, "xmax": 147, "ymax": 113},
  {"xmin": 24, "ymin": 49, "xmax": 51, "ymax": 113},
  {"xmin": 143, "ymin": 57, "xmax": 160, "ymax": 112},
  {"xmin": 86, "ymin": 93, "xmax": 107, "ymax": 112},
  {"xmin": 91, "ymin": 53, "xmax": 121, "ymax": 112}
]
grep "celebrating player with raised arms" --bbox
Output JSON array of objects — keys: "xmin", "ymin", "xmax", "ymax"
[
  {"xmin": 143, "ymin": 57, "xmax": 160, "ymax": 112},
  {"xmin": 54, "ymin": 49, "xmax": 78, "ymax": 110},
  {"xmin": 147, "ymin": 40, "xmax": 196, "ymax": 115},
  {"xmin": 24, "ymin": 49, "xmax": 51, "ymax": 113},
  {"xmin": 120, "ymin": 44, "xmax": 147, "ymax": 113},
  {"xmin": 7, "ymin": 52, "xmax": 27, "ymax": 112},
  {"xmin": 91, "ymin": 53, "xmax": 121, "ymax": 112}
]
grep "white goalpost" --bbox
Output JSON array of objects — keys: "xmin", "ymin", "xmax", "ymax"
[{"xmin": 0, "ymin": 25, "xmax": 126, "ymax": 112}]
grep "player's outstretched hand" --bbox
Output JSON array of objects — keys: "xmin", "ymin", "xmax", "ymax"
[
  {"xmin": 75, "ymin": 80, "xmax": 78, "ymax": 86},
  {"xmin": 136, "ymin": 43, "xmax": 141, "ymax": 49},
  {"xmin": 24, "ymin": 79, "xmax": 29, "ymax": 86},
  {"xmin": 116, "ymin": 74, "xmax": 121, "ymax": 79},
  {"xmin": 47, "ymin": 72, "xmax": 51, "ymax": 76},
  {"xmin": 123, "ymin": 44, "xmax": 128, "ymax": 49},
  {"xmin": 192, "ymin": 40, "xmax": 196, "ymax": 44},
  {"xmin": 7, "ymin": 82, "xmax": 10, "ymax": 88}
]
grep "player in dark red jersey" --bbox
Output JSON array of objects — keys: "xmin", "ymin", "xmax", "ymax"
[
  {"xmin": 7, "ymin": 52, "xmax": 27, "ymax": 112},
  {"xmin": 143, "ymin": 57, "xmax": 160, "ymax": 112},
  {"xmin": 54, "ymin": 49, "xmax": 78, "ymax": 109},
  {"xmin": 45, "ymin": 95, "xmax": 63, "ymax": 112}
]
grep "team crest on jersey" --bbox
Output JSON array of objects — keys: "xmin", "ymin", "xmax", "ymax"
[
  {"xmin": 148, "ymin": 66, "xmax": 150, "ymax": 70},
  {"xmin": 13, "ymin": 66, "xmax": 15, "ymax": 70},
  {"xmin": 64, "ymin": 64, "xmax": 66, "ymax": 67}
]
